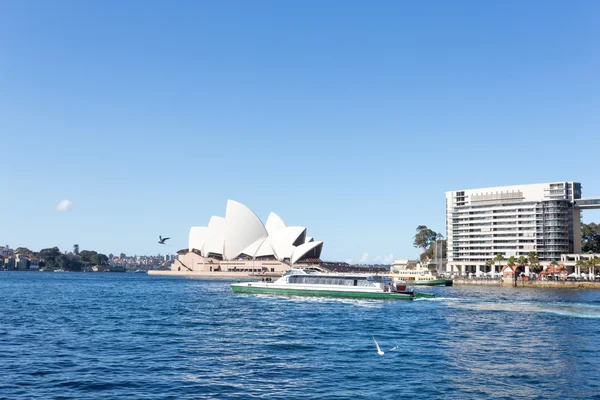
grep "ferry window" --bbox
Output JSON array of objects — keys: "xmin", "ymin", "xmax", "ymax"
[{"xmin": 353, "ymin": 279, "xmax": 358, "ymax": 286}]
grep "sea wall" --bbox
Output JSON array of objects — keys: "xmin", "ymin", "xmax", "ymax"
[
  {"xmin": 514, "ymin": 280, "xmax": 600, "ymax": 289},
  {"xmin": 453, "ymin": 278, "xmax": 600, "ymax": 289},
  {"xmin": 453, "ymin": 279, "xmax": 502, "ymax": 286}
]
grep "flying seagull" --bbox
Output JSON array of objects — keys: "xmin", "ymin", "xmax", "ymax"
[
  {"xmin": 158, "ymin": 236, "xmax": 170, "ymax": 244},
  {"xmin": 372, "ymin": 336, "xmax": 398, "ymax": 356}
]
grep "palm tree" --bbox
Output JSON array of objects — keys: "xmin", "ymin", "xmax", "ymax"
[
  {"xmin": 494, "ymin": 253, "xmax": 505, "ymax": 273},
  {"xmin": 517, "ymin": 255, "xmax": 528, "ymax": 274},
  {"xmin": 485, "ymin": 259, "xmax": 494, "ymax": 273},
  {"xmin": 581, "ymin": 259, "xmax": 591, "ymax": 274},
  {"xmin": 528, "ymin": 251, "xmax": 541, "ymax": 273},
  {"xmin": 590, "ymin": 257, "xmax": 600, "ymax": 278},
  {"xmin": 575, "ymin": 259, "xmax": 587, "ymax": 275}
]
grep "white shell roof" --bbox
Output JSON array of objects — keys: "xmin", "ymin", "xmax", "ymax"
[
  {"xmin": 239, "ymin": 237, "xmax": 267, "ymax": 257},
  {"xmin": 189, "ymin": 226, "xmax": 210, "ymax": 252},
  {"xmin": 291, "ymin": 241, "xmax": 323, "ymax": 264},
  {"xmin": 270, "ymin": 226, "xmax": 306, "ymax": 260},
  {"xmin": 265, "ymin": 212, "xmax": 286, "ymax": 235},
  {"xmin": 202, "ymin": 216, "xmax": 226, "ymax": 257},
  {"xmin": 254, "ymin": 237, "xmax": 276, "ymax": 257},
  {"xmin": 223, "ymin": 200, "xmax": 268, "ymax": 260},
  {"xmin": 187, "ymin": 200, "xmax": 322, "ymax": 262}
]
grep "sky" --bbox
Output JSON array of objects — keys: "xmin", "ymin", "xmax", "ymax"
[{"xmin": 1, "ymin": 1, "xmax": 599, "ymax": 262}]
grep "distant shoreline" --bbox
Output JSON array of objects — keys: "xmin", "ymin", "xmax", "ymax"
[{"xmin": 148, "ymin": 270, "xmax": 282, "ymax": 279}]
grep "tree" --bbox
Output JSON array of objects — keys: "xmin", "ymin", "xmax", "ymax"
[
  {"xmin": 15, "ymin": 247, "xmax": 33, "ymax": 256},
  {"xmin": 414, "ymin": 225, "xmax": 439, "ymax": 263},
  {"xmin": 494, "ymin": 253, "xmax": 505, "ymax": 272},
  {"xmin": 97, "ymin": 253, "xmax": 109, "ymax": 266},
  {"xmin": 517, "ymin": 256, "xmax": 528, "ymax": 268},
  {"xmin": 507, "ymin": 256, "xmax": 516, "ymax": 267},
  {"xmin": 550, "ymin": 260, "xmax": 558, "ymax": 266},
  {"xmin": 421, "ymin": 238, "xmax": 447, "ymax": 264},
  {"xmin": 528, "ymin": 251, "xmax": 542, "ymax": 272},
  {"xmin": 38, "ymin": 247, "xmax": 62, "ymax": 269},
  {"xmin": 73, "ymin": 244, "xmax": 79, "ymax": 255},
  {"xmin": 576, "ymin": 259, "xmax": 588, "ymax": 274},
  {"xmin": 79, "ymin": 250, "xmax": 109, "ymax": 267},
  {"xmin": 79, "ymin": 250, "xmax": 97, "ymax": 265},
  {"xmin": 588, "ymin": 257, "xmax": 600, "ymax": 276},
  {"xmin": 485, "ymin": 259, "xmax": 494, "ymax": 272},
  {"xmin": 582, "ymin": 223, "xmax": 600, "ymax": 253}
]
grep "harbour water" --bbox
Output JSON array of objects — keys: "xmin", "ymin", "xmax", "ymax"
[{"xmin": 1, "ymin": 272, "xmax": 600, "ymax": 399}]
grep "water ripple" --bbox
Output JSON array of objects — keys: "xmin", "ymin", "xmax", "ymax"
[{"xmin": 1, "ymin": 273, "xmax": 600, "ymax": 399}]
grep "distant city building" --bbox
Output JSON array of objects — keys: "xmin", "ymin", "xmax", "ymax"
[
  {"xmin": 446, "ymin": 182, "xmax": 600, "ymax": 274},
  {"xmin": 15, "ymin": 254, "xmax": 29, "ymax": 270},
  {"xmin": 171, "ymin": 200, "xmax": 323, "ymax": 274},
  {"xmin": 0, "ymin": 246, "xmax": 13, "ymax": 257},
  {"xmin": 4, "ymin": 257, "xmax": 15, "ymax": 270}
]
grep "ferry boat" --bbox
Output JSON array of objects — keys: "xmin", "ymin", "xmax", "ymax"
[
  {"xmin": 230, "ymin": 269, "xmax": 434, "ymax": 300},
  {"xmin": 387, "ymin": 261, "xmax": 452, "ymax": 287}
]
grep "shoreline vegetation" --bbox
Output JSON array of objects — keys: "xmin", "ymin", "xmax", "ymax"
[{"xmin": 1, "ymin": 245, "xmax": 110, "ymax": 272}]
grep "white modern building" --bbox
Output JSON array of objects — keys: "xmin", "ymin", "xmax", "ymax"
[
  {"xmin": 445, "ymin": 182, "xmax": 584, "ymax": 274},
  {"xmin": 170, "ymin": 200, "xmax": 323, "ymax": 274}
]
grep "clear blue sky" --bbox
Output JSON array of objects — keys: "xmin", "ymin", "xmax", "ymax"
[{"xmin": 1, "ymin": 1, "xmax": 599, "ymax": 261}]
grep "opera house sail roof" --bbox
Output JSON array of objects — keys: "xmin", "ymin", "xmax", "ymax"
[{"xmin": 188, "ymin": 200, "xmax": 323, "ymax": 265}]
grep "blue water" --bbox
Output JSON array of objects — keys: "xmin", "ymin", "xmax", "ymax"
[{"xmin": 1, "ymin": 273, "xmax": 600, "ymax": 399}]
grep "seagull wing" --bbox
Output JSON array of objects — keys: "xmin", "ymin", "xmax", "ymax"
[
  {"xmin": 163, "ymin": 237, "xmax": 170, "ymax": 241},
  {"xmin": 389, "ymin": 346, "xmax": 398, "ymax": 351},
  {"xmin": 159, "ymin": 236, "xmax": 163, "ymax": 241},
  {"xmin": 372, "ymin": 336, "xmax": 384, "ymax": 355}
]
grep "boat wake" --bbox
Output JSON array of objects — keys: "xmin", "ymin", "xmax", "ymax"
[
  {"xmin": 448, "ymin": 301, "xmax": 600, "ymax": 319},
  {"xmin": 413, "ymin": 297, "xmax": 463, "ymax": 302},
  {"xmin": 252, "ymin": 294, "xmax": 384, "ymax": 308}
]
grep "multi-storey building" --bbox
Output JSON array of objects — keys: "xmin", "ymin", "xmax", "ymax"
[{"xmin": 445, "ymin": 182, "xmax": 583, "ymax": 274}]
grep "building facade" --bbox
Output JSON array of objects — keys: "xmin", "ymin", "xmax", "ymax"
[{"xmin": 446, "ymin": 182, "xmax": 582, "ymax": 274}]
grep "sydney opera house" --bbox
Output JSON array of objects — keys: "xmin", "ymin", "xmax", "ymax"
[{"xmin": 169, "ymin": 200, "xmax": 324, "ymax": 275}]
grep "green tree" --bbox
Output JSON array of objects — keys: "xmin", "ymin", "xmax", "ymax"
[
  {"xmin": 528, "ymin": 251, "xmax": 542, "ymax": 272},
  {"xmin": 421, "ymin": 238, "xmax": 447, "ymax": 264},
  {"xmin": 38, "ymin": 247, "xmax": 62, "ymax": 269},
  {"xmin": 550, "ymin": 260, "xmax": 558, "ymax": 266},
  {"xmin": 576, "ymin": 259, "xmax": 588, "ymax": 274},
  {"xmin": 588, "ymin": 257, "xmax": 600, "ymax": 276},
  {"xmin": 414, "ymin": 225, "xmax": 438, "ymax": 263},
  {"xmin": 494, "ymin": 253, "xmax": 505, "ymax": 272},
  {"xmin": 97, "ymin": 254, "xmax": 109, "ymax": 266},
  {"xmin": 485, "ymin": 259, "xmax": 494, "ymax": 273},
  {"xmin": 73, "ymin": 244, "xmax": 79, "ymax": 255},
  {"xmin": 414, "ymin": 225, "xmax": 437, "ymax": 252},
  {"xmin": 15, "ymin": 247, "xmax": 33, "ymax": 256},
  {"xmin": 582, "ymin": 223, "xmax": 600, "ymax": 253},
  {"xmin": 517, "ymin": 255, "xmax": 528, "ymax": 268}
]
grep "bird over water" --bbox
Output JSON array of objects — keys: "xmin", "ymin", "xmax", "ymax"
[{"xmin": 372, "ymin": 336, "xmax": 397, "ymax": 356}]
